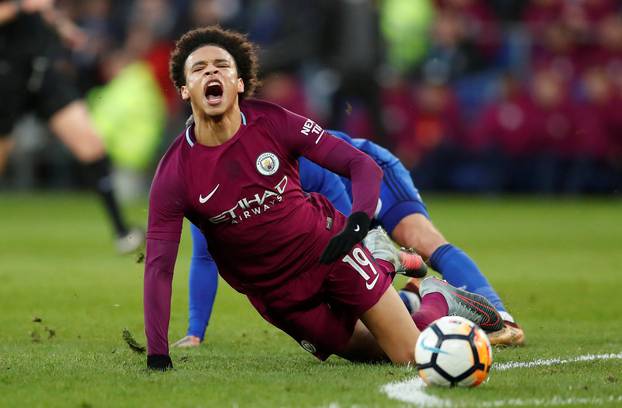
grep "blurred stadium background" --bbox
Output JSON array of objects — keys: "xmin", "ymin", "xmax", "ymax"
[{"xmin": 2, "ymin": 0, "xmax": 622, "ymax": 198}]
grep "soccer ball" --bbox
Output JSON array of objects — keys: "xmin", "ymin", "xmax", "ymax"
[{"xmin": 414, "ymin": 316, "xmax": 493, "ymax": 387}]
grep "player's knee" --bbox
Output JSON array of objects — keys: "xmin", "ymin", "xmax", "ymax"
[{"xmin": 393, "ymin": 215, "xmax": 447, "ymax": 259}]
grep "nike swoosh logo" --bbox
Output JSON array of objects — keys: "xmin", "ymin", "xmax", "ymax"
[
  {"xmin": 365, "ymin": 274, "xmax": 379, "ymax": 290},
  {"xmin": 354, "ymin": 225, "xmax": 360, "ymax": 232},
  {"xmin": 199, "ymin": 184, "xmax": 220, "ymax": 204},
  {"xmin": 420, "ymin": 339, "xmax": 451, "ymax": 355}
]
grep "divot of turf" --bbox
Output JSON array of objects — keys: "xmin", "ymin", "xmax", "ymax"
[{"xmin": 122, "ymin": 328, "xmax": 146, "ymax": 353}]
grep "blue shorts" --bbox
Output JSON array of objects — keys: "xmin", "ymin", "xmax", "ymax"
[{"xmin": 374, "ymin": 162, "xmax": 430, "ymax": 235}]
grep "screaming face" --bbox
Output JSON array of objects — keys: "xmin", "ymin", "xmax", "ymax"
[{"xmin": 181, "ymin": 45, "xmax": 244, "ymax": 117}]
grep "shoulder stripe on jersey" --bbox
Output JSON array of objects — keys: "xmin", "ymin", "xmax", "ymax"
[
  {"xmin": 185, "ymin": 126, "xmax": 194, "ymax": 147},
  {"xmin": 315, "ymin": 130, "xmax": 325, "ymax": 144},
  {"xmin": 241, "ymin": 111, "xmax": 247, "ymax": 126}
]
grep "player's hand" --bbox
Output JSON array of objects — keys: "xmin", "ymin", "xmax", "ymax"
[
  {"xmin": 147, "ymin": 354, "xmax": 173, "ymax": 371},
  {"xmin": 320, "ymin": 212, "xmax": 370, "ymax": 264}
]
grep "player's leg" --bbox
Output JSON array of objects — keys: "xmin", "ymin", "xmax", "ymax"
[
  {"xmin": 45, "ymin": 98, "xmax": 141, "ymax": 253},
  {"xmin": 401, "ymin": 275, "xmax": 522, "ymax": 345},
  {"xmin": 173, "ymin": 223, "xmax": 219, "ymax": 348},
  {"xmin": 338, "ymin": 287, "xmax": 418, "ymax": 364},
  {"xmin": 391, "ymin": 213, "xmax": 509, "ymax": 321},
  {"xmin": 251, "ymin": 238, "xmax": 502, "ymax": 364},
  {"xmin": 48, "ymin": 101, "xmax": 106, "ymax": 163},
  {"xmin": 336, "ymin": 250, "xmax": 488, "ymax": 363},
  {"xmin": 379, "ymin": 162, "xmax": 511, "ymax": 319},
  {"xmin": 378, "ymin": 163, "xmax": 524, "ymax": 345},
  {"xmin": 393, "ymin": 216, "xmax": 525, "ymax": 345},
  {"xmin": 325, "ymin": 239, "xmax": 444, "ymax": 364},
  {"xmin": 337, "ymin": 320, "xmax": 386, "ymax": 363}
]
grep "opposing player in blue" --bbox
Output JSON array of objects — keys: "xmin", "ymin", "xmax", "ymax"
[{"xmin": 174, "ymin": 130, "xmax": 524, "ymax": 348}]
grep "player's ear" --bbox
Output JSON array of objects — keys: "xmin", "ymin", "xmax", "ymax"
[
  {"xmin": 237, "ymin": 78, "xmax": 244, "ymax": 94},
  {"xmin": 180, "ymin": 85, "xmax": 190, "ymax": 101}
]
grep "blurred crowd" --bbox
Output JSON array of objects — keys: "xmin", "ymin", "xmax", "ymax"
[{"xmin": 4, "ymin": 0, "xmax": 622, "ymax": 194}]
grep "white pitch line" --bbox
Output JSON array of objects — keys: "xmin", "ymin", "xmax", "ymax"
[
  {"xmin": 477, "ymin": 395, "xmax": 622, "ymax": 407},
  {"xmin": 381, "ymin": 352, "xmax": 622, "ymax": 407},
  {"xmin": 495, "ymin": 352, "xmax": 622, "ymax": 371},
  {"xmin": 382, "ymin": 377, "xmax": 450, "ymax": 408}
]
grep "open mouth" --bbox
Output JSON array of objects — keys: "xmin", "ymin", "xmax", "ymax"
[{"xmin": 205, "ymin": 81, "xmax": 224, "ymax": 105}]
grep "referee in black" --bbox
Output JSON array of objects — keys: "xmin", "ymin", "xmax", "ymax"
[{"xmin": 0, "ymin": 0, "xmax": 143, "ymax": 254}]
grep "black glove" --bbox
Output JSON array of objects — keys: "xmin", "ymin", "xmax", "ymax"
[
  {"xmin": 320, "ymin": 211, "xmax": 371, "ymax": 264},
  {"xmin": 147, "ymin": 354, "xmax": 173, "ymax": 371}
]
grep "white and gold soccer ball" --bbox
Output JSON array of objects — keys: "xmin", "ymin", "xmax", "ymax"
[{"xmin": 414, "ymin": 316, "xmax": 493, "ymax": 387}]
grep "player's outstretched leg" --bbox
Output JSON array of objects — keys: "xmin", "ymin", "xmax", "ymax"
[
  {"xmin": 400, "ymin": 277, "xmax": 525, "ymax": 346},
  {"xmin": 392, "ymin": 214, "xmax": 525, "ymax": 345},
  {"xmin": 363, "ymin": 227, "xmax": 427, "ymax": 278},
  {"xmin": 419, "ymin": 277, "xmax": 504, "ymax": 333}
]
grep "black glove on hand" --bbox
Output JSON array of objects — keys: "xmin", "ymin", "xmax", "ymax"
[
  {"xmin": 147, "ymin": 354, "xmax": 173, "ymax": 371},
  {"xmin": 320, "ymin": 211, "xmax": 371, "ymax": 264}
]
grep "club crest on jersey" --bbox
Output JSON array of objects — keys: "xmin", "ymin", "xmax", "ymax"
[{"xmin": 256, "ymin": 152, "xmax": 279, "ymax": 176}]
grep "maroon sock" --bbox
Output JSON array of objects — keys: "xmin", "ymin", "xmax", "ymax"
[{"xmin": 412, "ymin": 293, "xmax": 449, "ymax": 331}]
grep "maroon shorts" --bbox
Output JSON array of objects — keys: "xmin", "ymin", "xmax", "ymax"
[{"xmin": 247, "ymin": 243, "xmax": 394, "ymax": 360}]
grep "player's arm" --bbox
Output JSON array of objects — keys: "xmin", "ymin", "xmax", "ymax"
[
  {"xmin": 143, "ymin": 170, "xmax": 185, "ymax": 370},
  {"xmin": 298, "ymin": 157, "xmax": 352, "ymax": 215},
  {"xmin": 275, "ymin": 109, "xmax": 382, "ymax": 262}
]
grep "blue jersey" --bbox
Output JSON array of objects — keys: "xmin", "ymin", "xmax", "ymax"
[
  {"xmin": 298, "ymin": 157, "xmax": 351, "ymax": 215},
  {"xmin": 297, "ymin": 130, "xmax": 428, "ymax": 233},
  {"xmin": 325, "ymin": 131, "xmax": 428, "ymax": 232}
]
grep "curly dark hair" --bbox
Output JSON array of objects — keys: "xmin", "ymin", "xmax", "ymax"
[{"xmin": 169, "ymin": 26, "xmax": 259, "ymax": 99}]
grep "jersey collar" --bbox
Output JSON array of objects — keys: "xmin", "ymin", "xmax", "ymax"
[{"xmin": 185, "ymin": 111, "xmax": 247, "ymax": 148}]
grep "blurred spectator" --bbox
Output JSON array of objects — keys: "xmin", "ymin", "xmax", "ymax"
[
  {"xmin": 569, "ymin": 67, "xmax": 619, "ymax": 192},
  {"xmin": 523, "ymin": 0, "xmax": 564, "ymax": 37},
  {"xmin": 472, "ymin": 69, "xmax": 576, "ymax": 192},
  {"xmin": 434, "ymin": 0, "xmax": 501, "ymax": 59},
  {"xmin": 592, "ymin": 14, "xmax": 622, "ymax": 90},
  {"xmin": 419, "ymin": 0, "xmax": 501, "ymax": 82},
  {"xmin": 525, "ymin": 0, "xmax": 619, "ymax": 81},
  {"xmin": 320, "ymin": 0, "xmax": 388, "ymax": 145},
  {"xmin": 388, "ymin": 76, "xmax": 464, "ymax": 190},
  {"xmin": 257, "ymin": 73, "xmax": 314, "ymax": 118},
  {"xmin": 174, "ymin": 0, "xmax": 244, "ymax": 34}
]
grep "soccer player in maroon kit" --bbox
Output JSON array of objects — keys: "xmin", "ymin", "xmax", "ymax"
[{"xmin": 144, "ymin": 26, "xmax": 503, "ymax": 370}]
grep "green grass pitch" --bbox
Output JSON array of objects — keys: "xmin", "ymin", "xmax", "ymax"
[{"xmin": 1, "ymin": 193, "xmax": 621, "ymax": 407}]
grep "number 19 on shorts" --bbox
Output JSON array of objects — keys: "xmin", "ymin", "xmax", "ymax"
[{"xmin": 342, "ymin": 248, "xmax": 379, "ymax": 290}]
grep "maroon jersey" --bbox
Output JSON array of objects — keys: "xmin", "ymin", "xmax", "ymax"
[{"xmin": 144, "ymin": 99, "xmax": 382, "ymax": 355}]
